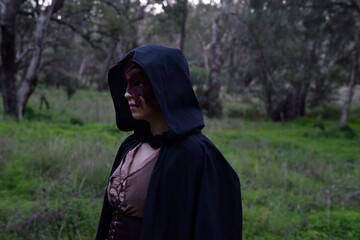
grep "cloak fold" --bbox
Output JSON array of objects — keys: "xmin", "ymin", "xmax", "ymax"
[{"xmin": 96, "ymin": 45, "xmax": 242, "ymax": 240}]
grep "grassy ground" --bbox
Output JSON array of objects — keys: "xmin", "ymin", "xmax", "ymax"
[{"xmin": 0, "ymin": 88, "xmax": 359, "ymax": 239}]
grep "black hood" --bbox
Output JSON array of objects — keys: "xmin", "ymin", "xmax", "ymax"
[{"xmin": 108, "ymin": 44, "xmax": 204, "ymax": 138}]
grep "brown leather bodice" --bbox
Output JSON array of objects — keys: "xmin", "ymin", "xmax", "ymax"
[{"xmin": 106, "ymin": 206, "xmax": 142, "ymax": 240}]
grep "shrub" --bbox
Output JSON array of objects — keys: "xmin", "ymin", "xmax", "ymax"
[
  {"xmin": 307, "ymin": 105, "xmax": 342, "ymax": 120},
  {"xmin": 190, "ymin": 66, "xmax": 208, "ymax": 102},
  {"xmin": 23, "ymin": 106, "xmax": 53, "ymax": 121},
  {"xmin": 302, "ymin": 211, "xmax": 360, "ymax": 240},
  {"xmin": 227, "ymin": 105, "xmax": 265, "ymax": 119},
  {"xmin": 70, "ymin": 116, "xmax": 84, "ymax": 126}
]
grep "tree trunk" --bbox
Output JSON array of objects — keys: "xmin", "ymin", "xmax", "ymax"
[
  {"xmin": 202, "ymin": 0, "xmax": 232, "ymax": 118},
  {"xmin": 0, "ymin": 0, "xmax": 25, "ymax": 118},
  {"xmin": 264, "ymin": 40, "xmax": 313, "ymax": 122},
  {"xmin": 179, "ymin": 0, "xmax": 188, "ymax": 51},
  {"xmin": 78, "ymin": 54, "xmax": 93, "ymax": 87},
  {"xmin": 271, "ymin": 82, "xmax": 308, "ymax": 121},
  {"xmin": 340, "ymin": 47, "xmax": 359, "ymax": 128},
  {"xmin": 98, "ymin": 38, "xmax": 118, "ymax": 91},
  {"xmin": 16, "ymin": 0, "xmax": 64, "ymax": 121}
]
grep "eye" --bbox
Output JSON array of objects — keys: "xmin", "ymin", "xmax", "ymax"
[{"xmin": 134, "ymin": 81, "xmax": 144, "ymax": 87}]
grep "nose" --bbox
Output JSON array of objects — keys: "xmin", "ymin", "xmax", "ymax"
[{"xmin": 124, "ymin": 92, "xmax": 132, "ymax": 100}]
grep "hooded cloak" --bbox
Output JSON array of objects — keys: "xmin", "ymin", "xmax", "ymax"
[{"xmin": 96, "ymin": 45, "xmax": 242, "ymax": 240}]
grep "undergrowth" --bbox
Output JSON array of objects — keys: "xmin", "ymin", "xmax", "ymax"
[{"xmin": 0, "ymin": 88, "xmax": 359, "ymax": 239}]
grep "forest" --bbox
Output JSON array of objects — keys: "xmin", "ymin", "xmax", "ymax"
[{"xmin": 0, "ymin": 0, "xmax": 360, "ymax": 239}]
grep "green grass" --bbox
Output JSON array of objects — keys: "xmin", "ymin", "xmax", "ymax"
[
  {"xmin": 0, "ymin": 88, "xmax": 360, "ymax": 239},
  {"xmin": 0, "ymin": 120, "xmax": 130, "ymax": 239},
  {"xmin": 205, "ymin": 118, "xmax": 360, "ymax": 239}
]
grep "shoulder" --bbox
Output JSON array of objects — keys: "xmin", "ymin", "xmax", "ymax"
[
  {"xmin": 164, "ymin": 132, "xmax": 224, "ymax": 169},
  {"xmin": 168, "ymin": 133, "xmax": 207, "ymax": 157},
  {"xmin": 170, "ymin": 133, "xmax": 222, "ymax": 157},
  {"xmin": 110, "ymin": 134, "xmax": 139, "ymax": 173},
  {"xmin": 167, "ymin": 132, "xmax": 239, "ymax": 180},
  {"xmin": 118, "ymin": 134, "xmax": 139, "ymax": 151}
]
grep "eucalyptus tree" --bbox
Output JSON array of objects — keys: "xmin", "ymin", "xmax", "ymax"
[
  {"xmin": 0, "ymin": 0, "xmax": 152, "ymax": 120},
  {"xmin": 239, "ymin": 1, "xmax": 311, "ymax": 121},
  {"xmin": 201, "ymin": 0, "xmax": 239, "ymax": 117},
  {"xmin": 0, "ymin": 0, "xmax": 64, "ymax": 120},
  {"xmin": 95, "ymin": 0, "xmax": 148, "ymax": 91},
  {"xmin": 185, "ymin": 2, "xmax": 218, "ymax": 68},
  {"xmin": 41, "ymin": 0, "xmax": 147, "ymax": 91},
  {"xmin": 289, "ymin": 0, "xmax": 360, "ymax": 126},
  {"xmin": 235, "ymin": 0, "xmax": 359, "ymax": 121},
  {"xmin": 0, "ymin": 0, "xmax": 25, "ymax": 117}
]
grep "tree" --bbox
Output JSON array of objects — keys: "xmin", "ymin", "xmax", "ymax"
[
  {"xmin": 0, "ymin": 0, "xmax": 64, "ymax": 120},
  {"xmin": 0, "ymin": 0, "xmax": 25, "ymax": 117},
  {"xmin": 180, "ymin": 0, "xmax": 188, "ymax": 50},
  {"xmin": 230, "ymin": 0, "xmax": 360, "ymax": 122},
  {"xmin": 291, "ymin": 0, "xmax": 360, "ymax": 125},
  {"xmin": 238, "ymin": 1, "xmax": 313, "ymax": 121},
  {"xmin": 96, "ymin": 0, "xmax": 147, "ymax": 91},
  {"xmin": 340, "ymin": 42, "xmax": 359, "ymax": 128},
  {"xmin": 201, "ymin": 0, "xmax": 236, "ymax": 117},
  {"xmin": 16, "ymin": 0, "xmax": 65, "ymax": 120}
]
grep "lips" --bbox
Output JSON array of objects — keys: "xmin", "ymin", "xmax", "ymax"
[{"xmin": 128, "ymin": 102, "xmax": 138, "ymax": 111}]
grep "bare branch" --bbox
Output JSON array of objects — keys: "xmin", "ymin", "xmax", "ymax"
[
  {"xmin": 101, "ymin": 0, "xmax": 144, "ymax": 35},
  {"xmin": 15, "ymin": 45, "xmax": 34, "ymax": 66},
  {"xmin": 0, "ymin": 2, "xmax": 5, "ymax": 13},
  {"xmin": 292, "ymin": 1, "xmax": 360, "ymax": 15},
  {"xmin": 50, "ymin": 17, "xmax": 98, "ymax": 49},
  {"xmin": 349, "ymin": 0, "xmax": 360, "ymax": 14}
]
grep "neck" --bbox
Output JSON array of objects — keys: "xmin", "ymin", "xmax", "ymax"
[{"xmin": 148, "ymin": 113, "xmax": 168, "ymax": 135}]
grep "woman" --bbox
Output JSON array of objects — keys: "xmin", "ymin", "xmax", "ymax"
[{"xmin": 96, "ymin": 45, "xmax": 242, "ymax": 240}]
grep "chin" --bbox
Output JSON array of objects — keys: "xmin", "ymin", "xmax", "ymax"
[
  {"xmin": 131, "ymin": 112, "xmax": 146, "ymax": 121},
  {"xmin": 131, "ymin": 114, "xmax": 142, "ymax": 120}
]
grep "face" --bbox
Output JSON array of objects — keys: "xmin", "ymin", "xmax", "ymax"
[{"xmin": 124, "ymin": 61, "xmax": 161, "ymax": 121}]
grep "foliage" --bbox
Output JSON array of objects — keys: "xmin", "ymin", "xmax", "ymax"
[
  {"xmin": 302, "ymin": 211, "xmax": 360, "ymax": 240},
  {"xmin": 2, "ymin": 0, "xmax": 359, "ymax": 122},
  {"xmin": 70, "ymin": 116, "xmax": 85, "ymax": 126},
  {"xmin": 226, "ymin": 102, "xmax": 266, "ymax": 120},
  {"xmin": 307, "ymin": 105, "xmax": 342, "ymax": 120},
  {"xmin": 190, "ymin": 65, "xmax": 208, "ymax": 101},
  {"xmin": 21, "ymin": 88, "xmax": 115, "ymax": 124}
]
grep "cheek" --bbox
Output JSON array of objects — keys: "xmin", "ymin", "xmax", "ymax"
[
  {"xmin": 126, "ymin": 83, "xmax": 156, "ymax": 106},
  {"xmin": 141, "ymin": 85, "xmax": 156, "ymax": 103},
  {"xmin": 126, "ymin": 84, "xmax": 142, "ymax": 105}
]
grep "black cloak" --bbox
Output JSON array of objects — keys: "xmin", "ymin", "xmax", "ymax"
[{"xmin": 96, "ymin": 45, "xmax": 242, "ymax": 240}]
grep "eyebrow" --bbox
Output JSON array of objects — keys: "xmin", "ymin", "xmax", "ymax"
[{"xmin": 125, "ymin": 70, "xmax": 148, "ymax": 82}]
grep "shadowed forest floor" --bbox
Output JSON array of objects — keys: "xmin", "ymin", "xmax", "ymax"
[{"xmin": 0, "ymin": 88, "xmax": 359, "ymax": 239}]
